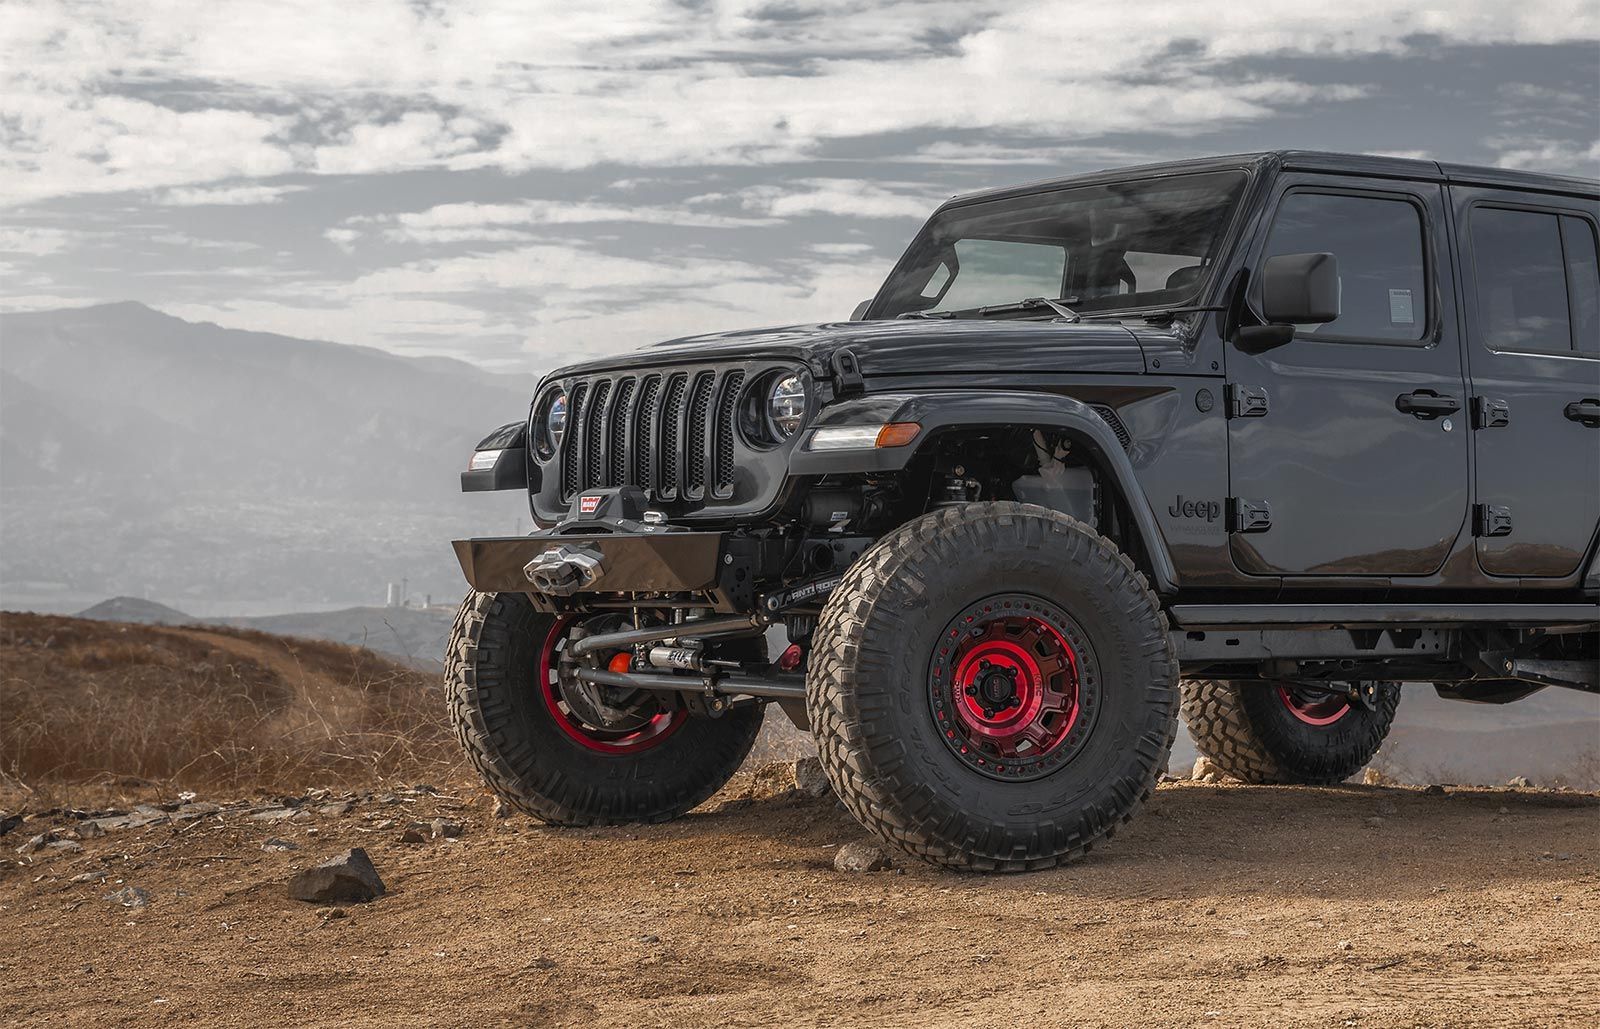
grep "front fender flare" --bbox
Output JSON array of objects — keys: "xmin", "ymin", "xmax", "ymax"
[{"xmin": 788, "ymin": 390, "xmax": 1178, "ymax": 594}]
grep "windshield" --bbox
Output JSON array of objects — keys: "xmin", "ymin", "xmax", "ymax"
[{"xmin": 872, "ymin": 170, "xmax": 1249, "ymax": 319}]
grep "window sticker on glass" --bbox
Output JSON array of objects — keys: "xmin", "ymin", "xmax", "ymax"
[{"xmin": 1388, "ymin": 288, "xmax": 1415, "ymax": 326}]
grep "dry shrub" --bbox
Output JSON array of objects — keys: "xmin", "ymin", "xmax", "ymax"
[{"xmin": 0, "ymin": 612, "xmax": 463, "ymax": 794}]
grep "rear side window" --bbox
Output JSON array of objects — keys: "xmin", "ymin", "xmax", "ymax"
[
  {"xmin": 1262, "ymin": 192, "xmax": 1428, "ymax": 342},
  {"xmin": 1561, "ymin": 216, "xmax": 1599, "ymax": 355},
  {"xmin": 1470, "ymin": 207, "xmax": 1572, "ymax": 353}
]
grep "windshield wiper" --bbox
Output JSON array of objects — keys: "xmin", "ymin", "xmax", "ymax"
[
  {"xmin": 976, "ymin": 297, "xmax": 1082, "ymax": 322},
  {"xmin": 895, "ymin": 309, "xmax": 954, "ymax": 319},
  {"xmin": 1081, "ymin": 304, "xmax": 1228, "ymax": 324}
]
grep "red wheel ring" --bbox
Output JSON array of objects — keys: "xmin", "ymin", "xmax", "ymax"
[
  {"xmin": 929, "ymin": 594, "xmax": 1099, "ymax": 781},
  {"xmin": 1276, "ymin": 684, "xmax": 1352, "ymax": 727},
  {"xmin": 538, "ymin": 616, "xmax": 685, "ymax": 753}
]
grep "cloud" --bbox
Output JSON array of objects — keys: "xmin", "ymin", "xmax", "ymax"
[
  {"xmin": 338, "ymin": 199, "xmax": 781, "ymax": 245},
  {"xmin": 158, "ymin": 236, "xmax": 890, "ymax": 369},
  {"xmin": 808, "ymin": 242, "xmax": 876, "ymax": 256},
  {"xmin": 725, "ymin": 179, "xmax": 941, "ymax": 220},
  {"xmin": 312, "ymin": 112, "xmax": 485, "ymax": 175},
  {"xmin": 157, "ymin": 183, "xmax": 305, "ymax": 206},
  {"xmin": 1492, "ymin": 137, "xmax": 1600, "ymax": 173},
  {"xmin": 0, "ymin": 226, "xmax": 78, "ymax": 256},
  {"xmin": 5, "ymin": 1, "xmax": 1595, "ymax": 204}
]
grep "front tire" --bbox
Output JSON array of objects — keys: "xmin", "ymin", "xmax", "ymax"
[
  {"xmin": 446, "ymin": 591, "xmax": 762, "ymax": 825},
  {"xmin": 1180, "ymin": 679, "xmax": 1401, "ymax": 784},
  {"xmin": 807, "ymin": 503, "xmax": 1178, "ymax": 872}
]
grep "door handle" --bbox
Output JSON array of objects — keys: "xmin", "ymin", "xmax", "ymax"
[
  {"xmin": 1395, "ymin": 390, "xmax": 1461, "ymax": 419},
  {"xmin": 1566, "ymin": 398, "xmax": 1600, "ymax": 427}
]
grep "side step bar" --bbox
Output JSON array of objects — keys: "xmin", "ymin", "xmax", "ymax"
[{"xmin": 1169, "ymin": 604, "xmax": 1600, "ymax": 630}]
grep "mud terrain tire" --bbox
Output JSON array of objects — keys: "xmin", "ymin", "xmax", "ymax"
[
  {"xmin": 1180, "ymin": 679, "xmax": 1401, "ymax": 785},
  {"xmin": 806, "ymin": 502, "xmax": 1177, "ymax": 872},
  {"xmin": 447, "ymin": 591, "xmax": 761, "ymax": 825}
]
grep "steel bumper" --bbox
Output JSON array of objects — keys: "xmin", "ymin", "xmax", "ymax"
[{"xmin": 452, "ymin": 532, "xmax": 727, "ymax": 595}]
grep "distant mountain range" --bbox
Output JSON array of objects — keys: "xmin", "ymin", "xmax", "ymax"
[
  {"xmin": 0, "ymin": 302, "xmax": 537, "ymax": 610},
  {"xmin": 75, "ymin": 595, "xmax": 454, "ymax": 671}
]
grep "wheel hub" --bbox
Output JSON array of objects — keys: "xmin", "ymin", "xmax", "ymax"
[
  {"xmin": 539, "ymin": 616, "xmax": 684, "ymax": 753},
  {"xmin": 1276, "ymin": 683, "xmax": 1353, "ymax": 727},
  {"xmin": 928, "ymin": 594, "xmax": 1100, "ymax": 782}
]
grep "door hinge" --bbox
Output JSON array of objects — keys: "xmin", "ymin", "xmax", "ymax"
[
  {"xmin": 1474, "ymin": 504, "xmax": 1513, "ymax": 538},
  {"xmin": 1227, "ymin": 498, "xmax": 1272, "ymax": 534},
  {"xmin": 1471, "ymin": 396, "xmax": 1510, "ymax": 429},
  {"xmin": 1226, "ymin": 384, "xmax": 1269, "ymax": 419}
]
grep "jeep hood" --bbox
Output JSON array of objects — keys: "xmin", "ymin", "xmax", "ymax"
[{"xmin": 550, "ymin": 319, "xmax": 1149, "ymax": 379}]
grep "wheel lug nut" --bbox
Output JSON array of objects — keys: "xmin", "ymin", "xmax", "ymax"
[{"xmin": 965, "ymin": 685, "xmax": 977, "ymax": 696}]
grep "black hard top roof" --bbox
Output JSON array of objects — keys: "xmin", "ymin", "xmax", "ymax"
[{"xmin": 947, "ymin": 150, "xmax": 1600, "ymax": 207}]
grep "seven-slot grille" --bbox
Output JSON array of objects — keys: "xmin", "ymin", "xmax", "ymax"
[{"xmin": 559, "ymin": 368, "xmax": 749, "ymax": 503}]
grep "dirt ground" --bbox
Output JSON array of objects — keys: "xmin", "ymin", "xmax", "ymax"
[{"xmin": 3, "ymin": 773, "xmax": 1597, "ymax": 1029}]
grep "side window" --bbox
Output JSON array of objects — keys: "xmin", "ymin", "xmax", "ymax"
[
  {"xmin": 1262, "ymin": 192, "xmax": 1428, "ymax": 342},
  {"xmin": 930, "ymin": 239, "xmax": 1066, "ymax": 312},
  {"xmin": 1561, "ymin": 216, "xmax": 1599, "ymax": 355},
  {"xmin": 1470, "ymin": 207, "xmax": 1572, "ymax": 353}
]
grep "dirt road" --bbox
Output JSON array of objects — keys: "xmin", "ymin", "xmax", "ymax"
[{"xmin": 3, "ymin": 774, "xmax": 1597, "ymax": 1028}]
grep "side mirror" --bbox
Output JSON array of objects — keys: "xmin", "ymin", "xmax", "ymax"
[
  {"xmin": 1237, "ymin": 252, "xmax": 1339, "ymax": 351},
  {"xmin": 850, "ymin": 300, "xmax": 872, "ymax": 321},
  {"xmin": 1261, "ymin": 252, "xmax": 1340, "ymax": 324}
]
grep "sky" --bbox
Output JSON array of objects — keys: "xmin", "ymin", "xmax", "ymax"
[{"xmin": 2, "ymin": 1, "xmax": 1597, "ymax": 374}]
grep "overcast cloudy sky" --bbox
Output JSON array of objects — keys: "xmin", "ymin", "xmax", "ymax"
[{"xmin": 2, "ymin": 1, "xmax": 1597, "ymax": 372}]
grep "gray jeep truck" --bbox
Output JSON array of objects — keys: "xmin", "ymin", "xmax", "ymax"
[{"xmin": 447, "ymin": 151, "xmax": 1600, "ymax": 871}]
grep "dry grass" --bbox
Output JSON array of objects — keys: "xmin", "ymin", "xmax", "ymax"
[{"xmin": 0, "ymin": 611, "xmax": 463, "ymax": 799}]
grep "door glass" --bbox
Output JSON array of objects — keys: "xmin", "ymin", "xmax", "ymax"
[
  {"xmin": 1561, "ymin": 216, "xmax": 1599, "ymax": 355},
  {"xmin": 1262, "ymin": 193, "xmax": 1428, "ymax": 341},
  {"xmin": 929, "ymin": 239, "xmax": 1066, "ymax": 312},
  {"xmin": 1470, "ymin": 207, "xmax": 1571, "ymax": 353}
]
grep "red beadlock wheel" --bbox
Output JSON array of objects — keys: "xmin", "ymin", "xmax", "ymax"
[
  {"xmin": 537, "ymin": 616, "xmax": 685, "ymax": 753},
  {"xmin": 1276, "ymin": 684, "xmax": 1353, "ymax": 727},
  {"xmin": 928, "ymin": 593, "xmax": 1102, "ymax": 781}
]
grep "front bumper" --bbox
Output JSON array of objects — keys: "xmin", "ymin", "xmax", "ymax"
[{"xmin": 453, "ymin": 532, "xmax": 727, "ymax": 597}]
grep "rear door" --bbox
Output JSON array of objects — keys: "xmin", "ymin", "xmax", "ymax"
[
  {"xmin": 1227, "ymin": 175, "xmax": 1470, "ymax": 577},
  {"xmin": 1453, "ymin": 188, "xmax": 1600, "ymax": 579}
]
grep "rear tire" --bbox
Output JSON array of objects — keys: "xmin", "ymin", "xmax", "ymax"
[
  {"xmin": 806, "ymin": 503, "xmax": 1177, "ymax": 872},
  {"xmin": 1180, "ymin": 679, "xmax": 1400, "ymax": 785},
  {"xmin": 446, "ymin": 591, "xmax": 761, "ymax": 825}
]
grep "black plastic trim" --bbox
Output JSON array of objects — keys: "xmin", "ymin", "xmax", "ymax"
[
  {"xmin": 1170, "ymin": 604, "xmax": 1600, "ymax": 629},
  {"xmin": 789, "ymin": 389, "xmax": 1179, "ymax": 594}
]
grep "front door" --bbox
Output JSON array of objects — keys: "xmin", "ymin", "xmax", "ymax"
[
  {"xmin": 1227, "ymin": 176, "xmax": 1470, "ymax": 577},
  {"xmin": 1452, "ymin": 188, "xmax": 1600, "ymax": 579}
]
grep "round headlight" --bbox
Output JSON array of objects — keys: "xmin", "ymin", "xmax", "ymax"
[
  {"xmin": 547, "ymin": 391, "xmax": 568, "ymax": 440},
  {"xmin": 767, "ymin": 374, "xmax": 807, "ymax": 439},
  {"xmin": 534, "ymin": 389, "xmax": 567, "ymax": 459}
]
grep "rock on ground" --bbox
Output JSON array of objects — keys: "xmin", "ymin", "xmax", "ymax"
[
  {"xmin": 287, "ymin": 848, "xmax": 386, "ymax": 904},
  {"xmin": 834, "ymin": 841, "xmax": 892, "ymax": 873},
  {"xmin": 793, "ymin": 756, "xmax": 832, "ymax": 799},
  {"xmin": 105, "ymin": 886, "xmax": 150, "ymax": 908},
  {"xmin": 1192, "ymin": 756, "xmax": 1220, "ymax": 782}
]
